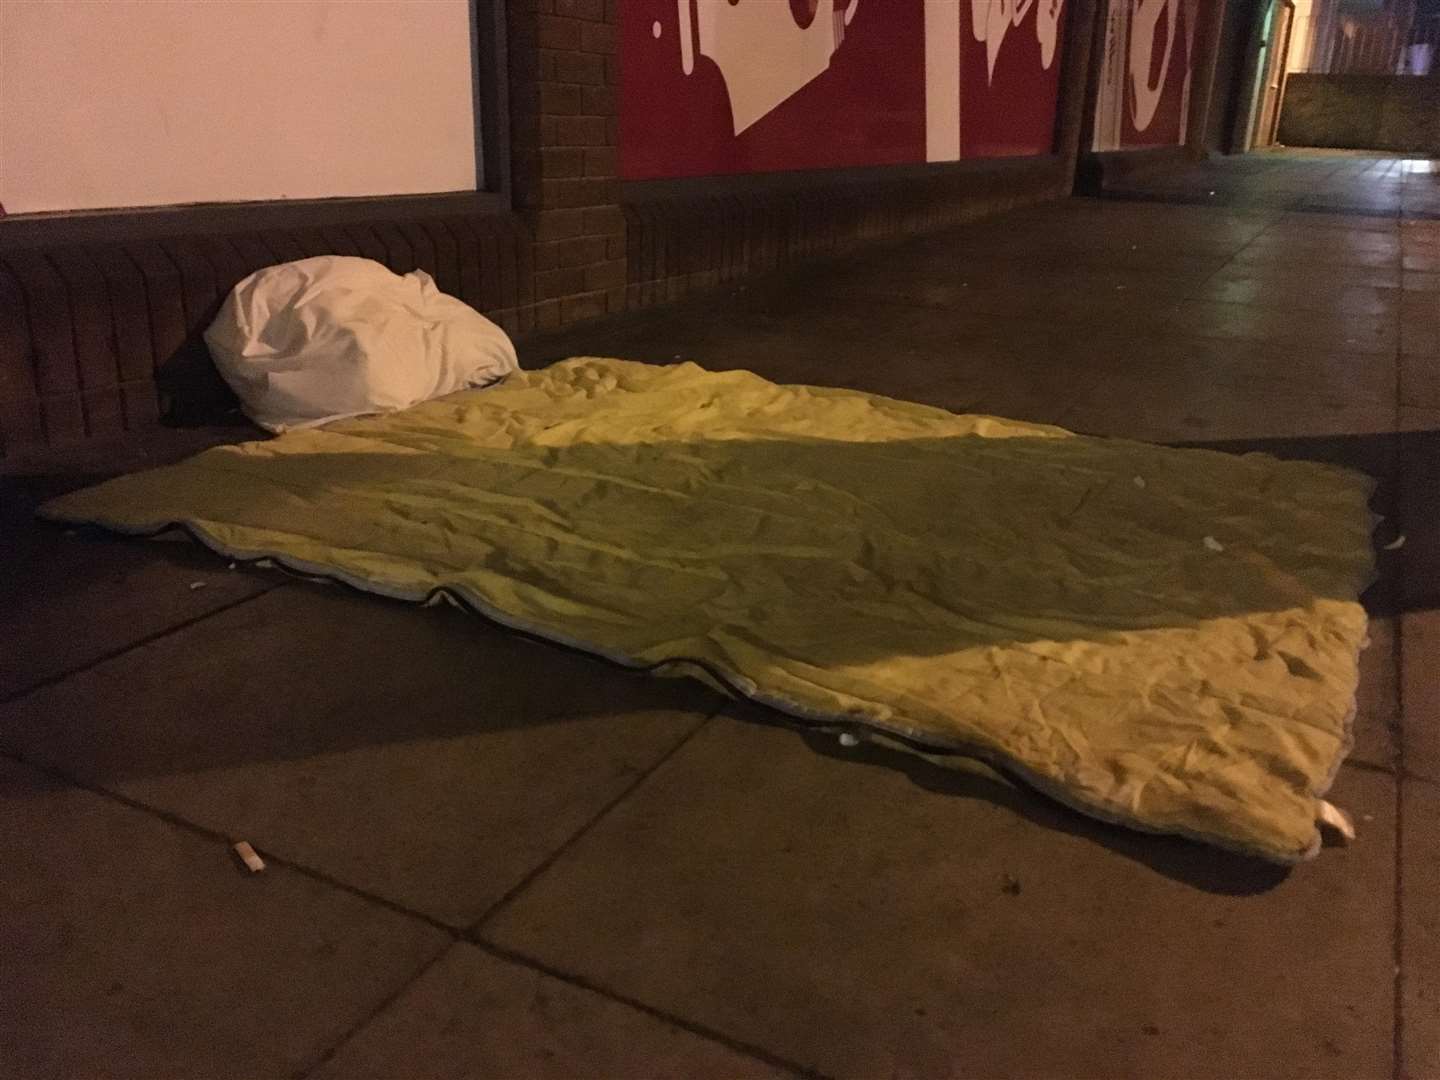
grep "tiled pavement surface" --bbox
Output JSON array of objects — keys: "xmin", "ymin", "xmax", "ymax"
[{"xmin": 4, "ymin": 152, "xmax": 1436, "ymax": 1078}]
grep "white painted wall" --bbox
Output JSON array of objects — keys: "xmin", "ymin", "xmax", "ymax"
[
  {"xmin": 1287, "ymin": 0, "xmax": 1318, "ymax": 73},
  {"xmin": 0, "ymin": 0, "xmax": 477, "ymax": 214}
]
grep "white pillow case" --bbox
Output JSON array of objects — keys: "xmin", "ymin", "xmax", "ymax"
[{"xmin": 206, "ymin": 255, "xmax": 517, "ymax": 432}]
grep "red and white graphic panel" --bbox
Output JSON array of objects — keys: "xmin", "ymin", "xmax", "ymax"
[
  {"xmin": 961, "ymin": 1, "xmax": 1069, "ymax": 159},
  {"xmin": 619, "ymin": 1, "xmax": 1069, "ymax": 180},
  {"xmin": 1092, "ymin": 0, "xmax": 1199, "ymax": 150}
]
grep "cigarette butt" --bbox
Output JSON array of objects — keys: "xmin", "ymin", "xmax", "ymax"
[
  {"xmin": 1317, "ymin": 801, "xmax": 1355, "ymax": 842},
  {"xmin": 233, "ymin": 841, "xmax": 265, "ymax": 873}
]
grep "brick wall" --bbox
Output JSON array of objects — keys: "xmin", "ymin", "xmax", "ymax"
[
  {"xmin": 623, "ymin": 160, "xmax": 1074, "ymax": 310},
  {"xmin": 0, "ymin": 212, "xmax": 534, "ymax": 448},
  {"xmin": 507, "ymin": 0, "xmax": 626, "ymax": 332},
  {"xmin": 514, "ymin": 0, "xmax": 1098, "ymax": 320}
]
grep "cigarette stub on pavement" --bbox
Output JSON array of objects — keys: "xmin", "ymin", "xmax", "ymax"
[{"xmin": 233, "ymin": 841, "xmax": 265, "ymax": 873}]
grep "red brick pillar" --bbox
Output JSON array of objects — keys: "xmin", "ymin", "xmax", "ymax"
[{"xmin": 508, "ymin": 0, "xmax": 627, "ymax": 331}]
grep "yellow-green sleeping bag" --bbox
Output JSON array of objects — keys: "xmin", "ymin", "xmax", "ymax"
[{"xmin": 42, "ymin": 359, "xmax": 1378, "ymax": 862}]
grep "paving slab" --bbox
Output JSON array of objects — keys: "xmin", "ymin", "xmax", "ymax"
[
  {"xmin": 1063, "ymin": 381, "xmax": 1399, "ymax": 444},
  {"xmin": 1234, "ymin": 237, "xmax": 1400, "ymax": 268},
  {"xmin": 1189, "ymin": 277, "xmax": 1399, "ymax": 317},
  {"xmin": 1167, "ymin": 300, "xmax": 1397, "ymax": 355},
  {"xmin": 312, "ymin": 942, "xmax": 788, "ymax": 1080},
  {"xmin": 0, "ymin": 584, "xmax": 722, "ymax": 927},
  {"xmin": 1402, "ymin": 610, "xmax": 1440, "ymax": 783},
  {"xmin": 1277, "ymin": 211, "xmax": 1399, "ymax": 234},
  {"xmin": 0, "ymin": 755, "xmax": 446, "ymax": 1079},
  {"xmin": 1068, "ymin": 338, "xmax": 1398, "ymax": 411},
  {"xmin": 1401, "ymin": 778, "xmax": 1439, "ymax": 1080},
  {"xmin": 485, "ymin": 714, "xmax": 1396, "ymax": 1080},
  {"xmin": 1401, "ymin": 310, "xmax": 1440, "ymax": 360},
  {"xmin": 0, "ymin": 516, "xmax": 275, "ymax": 701},
  {"xmin": 1354, "ymin": 616, "xmax": 1400, "ymax": 771},
  {"xmin": 1207, "ymin": 262, "xmax": 1402, "ymax": 291},
  {"xmin": 1247, "ymin": 227, "xmax": 1401, "ymax": 255}
]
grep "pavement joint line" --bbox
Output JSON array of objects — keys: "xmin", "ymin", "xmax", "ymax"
[
  {"xmin": 1344, "ymin": 757, "xmax": 1399, "ymax": 778},
  {"xmin": 468, "ymin": 706, "xmax": 723, "ymax": 932},
  {"xmin": 1394, "ymin": 772, "xmax": 1406, "ymax": 1080},
  {"xmin": 465, "ymin": 935, "xmax": 827, "ymax": 1080},
  {"xmin": 1385, "ymin": 308, "xmax": 1405, "ymax": 1080},
  {"xmin": 0, "ymin": 743, "xmax": 460, "ymax": 932},
  {"xmin": 293, "ymin": 943, "xmax": 453, "ymax": 1080},
  {"xmin": 0, "ymin": 581, "xmax": 282, "ymax": 709},
  {"xmin": 1393, "ymin": 584, "xmax": 1409, "ymax": 1080}
]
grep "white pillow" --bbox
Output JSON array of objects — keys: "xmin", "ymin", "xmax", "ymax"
[{"xmin": 205, "ymin": 255, "xmax": 517, "ymax": 432}]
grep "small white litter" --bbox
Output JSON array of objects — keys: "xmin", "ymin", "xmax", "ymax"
[
  {"xmin": 1133, "ymin": 476, "xmax": 1146, "ymax": 489},
  {"xmin": 838, "ymin": 732, "xmax": 861, "ymax": 747},
  {"xmin": 227, "ymin": 562, "xmax": 238, "ymax": 570},
  {"xmin": 1316, "ymin": 801, "xmax": 1355, "ymax": 842},
  {"xmin": 233, "ymin": 840, "xmax": 265, "ymax": 873},
  {"xmin": 1384, "ymin": 534, "xmax": 1406, "ymax": 550},
  {"xmin": 1203, "ymin": 536, "xmax": 1225, "ymax": 552},
  {"xmin": 188, "ymin": 581, "xmax": 207, "ymax": 591}
]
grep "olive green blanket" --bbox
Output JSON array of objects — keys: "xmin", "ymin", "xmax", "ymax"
[{"xmin": 42, "ymin": 358, "xmax": 1377, "ymax": 862}]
